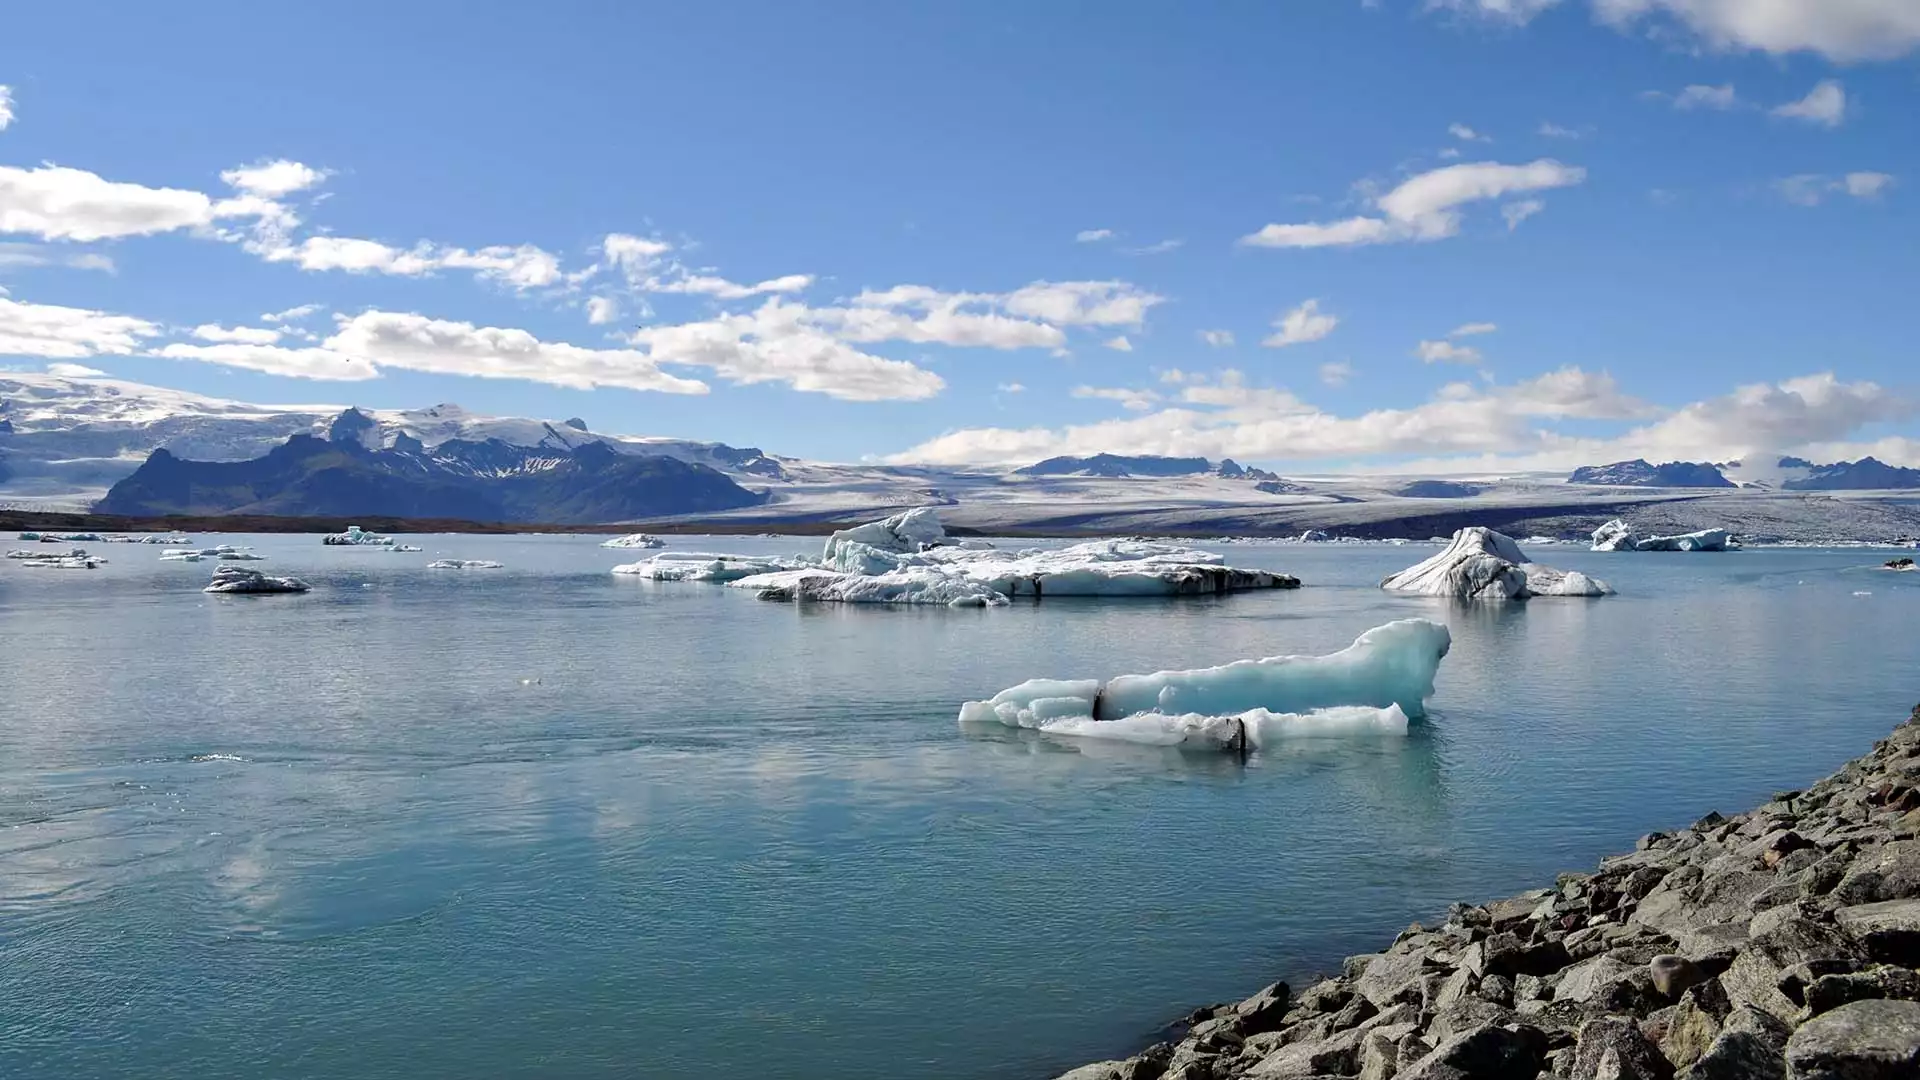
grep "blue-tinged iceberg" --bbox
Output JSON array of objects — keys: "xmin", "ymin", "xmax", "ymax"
[
  {"xmin": 958, "ymin": 618, "xmax": 1451, "ymax": 751},
  {"xmin": 1382, "ymin": 527, "xmax": 1611, "ymax": 598}
]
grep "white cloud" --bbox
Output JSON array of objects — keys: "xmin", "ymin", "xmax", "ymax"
[
  {"xmin": 1125, "ymin": 238, "xmax": 1184, "ymax": 255},
  {"xmin": 585, "ymin": 296, "xmax": 620, "ymax": 325},
  {"xmin": 190, "ymin": 323, "xmax": 282, "ymax": 345},
  {"xmin": 1594, "ymin": 0, "xmax": 1920, "ymax": 61},
  {"xmin": 1241, "ymin": 159, "xmax": 1585, "ymax": 248},
  {"xmin": 1103, "ymin": 334, "xmax": 1133, "ymax": 352},
  {"xmin": 46, "ymin": 362, "xmax": 106, "ymax": 377},
  {"xmin": 628, "ymin": 300, "xmax": 944, "ymax": 401},
  {"xmin": 0, "ymin": 164, "xmax": 233, "ymax": 242},
  {"xmin": 0, "ymin": 295, "xmax": 160, "ymax": 358},
  {"xmin": 997, "ymin": 382, "xmax": 1026, "ymax": 393},
  {"xmin": 1425, "ymin": 0, "xmax": 1561, "ymax": 24},
  {"xmin": 0, "ymin": 241, "xmax": 115, "ymax": 272},
  {"xmin": 1417, "ymin": 339, "xmax": 1483, "ymax": 364},
  {"xmin": 157, "ymin": 342, "xmax": 378, "ymax": 381},
  {"xmin": 1537, "ymin": 122, "xmax": 1583, "ymax": 138},
  {"xmin": 1449, "ymin": 123, "xmax": 1492, "ymax": 143},
  {"xmin": 1075, "ymin": 228, "xmax": 1114, "ymax": 243},
  {"xmin": 1263, "ymin": 299, "xmax": 1339, "ymax": 348},
  {"xmin": 1319, "ymin": 361, "xmax": 1352, "ymax": 387},
  {"xmin": 650, "ymin": 271, "xmax": 813, "ymax": 300},
  {"xmin": 1199, "ymin": 329, "xmax": 1236, "ymax": 348},
  {"xmin": 260, "ymin": 303, "xmax": 322, "ymax": 324},
  {"xmin": 322, "ymin": 311, "xmax": 708, "ymax": 395},
  {"xmin": 1073, "ymin": 385, "xmax": 1161, "ymax": 412},
  {"xmin": 257, "ymin": 236, "xmax": 566, "ymax": 290},
  {"xmin": 1451, "ymin": 322, "xmax": 1498, "ymax": 337},
  {"xmin": 1772, "ymin": 80, "xmax": 1846, "ymax": 127},
  {"xmin": 1776, "ymin": 173, "xmax": 1897, "ymax": 206},
  {"xmin": 1502, "ymin": 198, "xmax": 1546, "ymax": 229},
  {"xmin": 1002, "ymin": 281, "xmax": 1163, "ymax": 327},
  {"xmin": 1672, "ymin": 83, "xmax": 1739, "ymax": 110},
  {"xmin": 0, "ymin": 86, "xmax": 14, "ymax": 132},
  {"xmin": 219, "ymin": 159, "xmax": 329, "ymax": 198}
]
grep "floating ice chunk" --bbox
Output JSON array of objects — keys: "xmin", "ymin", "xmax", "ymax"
[
  {"xmin": 1590, "ymin": 519, "xmax": 1731, "ymax": 552},
  {"xmin": 957, "ymin": 539, "xmax": 996, "ymax": 550},
  {"xmin": 612, "ymin": 551, "xmax": 806, "ymax": 582},
  {"xmin": 204, "ymin": 567, "xmax": 310, "ymax": 593},
  {"xmin": 322, "ymin": 525, "xmax": 394, "ymax": 546},
  {"xmin": 217, "ymin": 551, "xmax": 266, "ymax": 561},
  {"xmin": 736, "ymin": 567, "xmax": 1009, "ymax": 607},
  {"xmin": 386, "ymin": 545, "xmax": 424, "ymax": 552},
  {"xmin": 958, "ymin": 618, "xmax": 1452, "ymax": 728},
  {"xmin": 821, "ymin": 507, "xmax": 952, "ymax": 570},
  {"xmin": 426, "ymin": 559, "xmax": 503, "ymax": 569},
  {"xmin": 1382, "ymin": 527, "xmax": 1611, "ymax": 599},
  {"xmin": 1297, "ymin": 529, "xmax": 1332, "ymax": 542},
  {"xmin": 9, "ymin": 547, "xmax": 88, "ymax": 559},
  {"xmin": 1881, "ymin": 557, "xmax": 1914, "ymax": 572},
  {"xmin": 600, "ymin": 533, "xmax": 666, "ymax": 549},
  {"xmin": 160, "ymin": 550, "xmax": 205, "ymax": 561},
  {"xmin": 967, "ymin": 703, "xmax": 1411, "ymax": 750},
  {"xmin": 19, "ymin": 555, "xmax": 105, "ymax": 569}
]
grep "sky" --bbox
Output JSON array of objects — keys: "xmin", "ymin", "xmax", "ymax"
[{"xmin": 1, "ymin": 0, "xmax": 1917, "ymax": 473}]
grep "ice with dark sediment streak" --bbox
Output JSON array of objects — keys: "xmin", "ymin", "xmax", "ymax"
[
  {"xmin": 958, "ymin": 618, "xmax": 1451, "ymax": 751},
  {"xmin": 204, "ymin": 566, "xmax": 310, "ymax": 593},
  {"xmin": 1381, "ymin": 527, "xmax": 1610, "ymax": 599},
  {"xmin": 1590, "ymin": 519, "xmax": 1732, "ymax": 552}
]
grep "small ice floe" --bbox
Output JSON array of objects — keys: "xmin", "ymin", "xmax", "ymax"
[
  {"xmin": 19, "ymin": 555, "xmax": 105, "ymax": 569},
  {"xmin": 190, "ymin": 753, "xmax": 245, "ymax": 763},
  {"xmin": 384, "ymin": 545, "xmax": 425, "ymax": 553},
  {"xmin": 204, "ymin": 567, "xmax": 311, "ymax": 594},
  {"xmin": 1885, "ymin": 557, "xmax": 1915, "ymax": 573},
  {"xmin": 1590, "ymin": 519, "xmax": 1733, "ymax": 552},
  {"xmin": 9, "ymin": 547, "xmax": 89, "ymax": 560},
  {"xmin": 959, "ymin": 618, "xmax": 1451, "ymax": 752},
  {"xmin": 600, "ymin": 533, "xmax": 666, "ymax": 549},
  {"xmin": 612, "ymin": 552, "xmax": 805, "ymax": 582},
  {"xmin": 322, "ymin": 525, "xmax": 394, "ymax": 546},
  {"xmin": 217, "ymin": 551, "xmax": 267, "ymax": 561},
  {"xmin": 160, "ymin": 550, "xmax": 206, "ymax": 561},
  {"xmin": 426, "ymin": 559, "xmax": 503, "ymax": 569},
  {"xmin": 1381, "ymin": 527, "xmax": 1610, "ymax": 599}
]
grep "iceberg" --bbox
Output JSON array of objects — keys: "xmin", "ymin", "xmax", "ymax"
[
  {"xmin": 1590, "ymin": 519, "xmax": 1732, "ymax": 552},
  {"xmin": 17, "ymin": 554, "xmax": 106, "ymax": 569},
  {"xmin": 611, "ymin": 551, "xmax": 806, "ymax": 582},
  {"xmin": 1886, "ymin": 557, "xmax": 1915, "ymax": 572},
  {"xmin": 386, "ymin": 544, "xmax": 425, "ymax": 552},
  {"xmin": 959, "ymin": 618, "xmax": 1450, "ymax": 747},
  {"xmin": 821, "ymin": 507, "xmax": 953, "ymax": 570},
  {"xmin": 204, "ymin": 567, "xmax": 310, "ymax": 593},
  {"xmin": 9, "ymin": 547, "xmax": 88, "ymax": 560},
  {"xmin": 322, "ymin": 525, "xmax": 395, "ymax": 546},
  {"xmin": 1381, "ymin": 527, "xmax": 1611, "ymax": 599},
  {"xmin": 600, "ymin": 533, "xmax": 665, "ymax": 549},
  {"xmin": 738, "ymin": 567, "xmax": 1009, "ymax": 608},
  {"xmin": 426, "ymin": 559, "xmax": 503, "ymax": 569},
  {"xmin": 216, "ymin": 551, "xmax": 267, "ymax": 561}
]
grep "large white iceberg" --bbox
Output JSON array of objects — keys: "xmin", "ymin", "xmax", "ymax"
[
  {"xmin": 204, "ymin": 567, "xmax": 310, "ymax": 593},
  {"xmin": 600, "ymin": 533, "xmax": 665, "ymax": 549},
  {"xmin": 959, "ymin": 618, "xmax": 1452, "ymax": 735},
  {"xmin": 821, "ymin": 507, "xmax": 952, "ymax": 570},
  {"xmin": 968, "ymin": 704, "xmax": 1412, "ymax": 751},
  {"xmin": 1590, "ymin": 519, "xmax": 1732, "ymax": 552},
  {"xmin": 1381, "ymin": 527, "xmax": 1611, "ymax": 599},
  {"xmin": 611, "ymin": 551, "xmax": 806, "ymax": 582}
]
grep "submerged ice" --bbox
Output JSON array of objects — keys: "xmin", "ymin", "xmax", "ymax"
[
  {"xmin": 958, "ymin": 618, "xmax": 1451, "ymax": 751},
  {"xmin": 1381, "ymin": 527, "xmax": 1611, "ymax": 599}
]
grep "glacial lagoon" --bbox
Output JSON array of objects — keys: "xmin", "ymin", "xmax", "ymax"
[{"xmin": 2, "ymin": 535, "xmax": 1917, "ymax": 1079}]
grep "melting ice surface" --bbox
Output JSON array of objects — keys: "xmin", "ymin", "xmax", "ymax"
[
  {"xmin": 959, "ymin": 618, "xmax": 1450, "ymax": 749},
  {"xmin": 1381, "ymin": 527, "xmax": 1611, "ymax": 599}
]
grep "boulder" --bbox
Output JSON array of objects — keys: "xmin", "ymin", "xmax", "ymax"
[
  {"xmin": 1568, "ymin": 1016, "xmax": 1674, "ymax": 1079},
  {"xmin": 1833, "ymin": 841, "xmax": 1920, "ymax": 906},
  {"xmin": 1805, "ymin": 967, "xmax": 1920, "ymax": 1017},
  {"xmin": 1785, "ymin": 998, "xmax": 1920, "ymax": 1079},
  {"xmin": 1834, "ymin": 900, "xmax": 1920, "ymax": 966},
  {"xmin": 1394, "ymin": 1023, "xmax": 1548, "ymax": 1080},
  {"xmin": 1674, "ymin": 1030, "xmax": 1784, "ymax": 1079},
  {"xmin": 1235, "ymin": 981, "xmax": 1292, "ymax": 1036}
]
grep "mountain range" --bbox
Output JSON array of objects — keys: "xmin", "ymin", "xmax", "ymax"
[{"xmin": 1565, "ymin": 457, "xmax": 1920, "ymax": 491}]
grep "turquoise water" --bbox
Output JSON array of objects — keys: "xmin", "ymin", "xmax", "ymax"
[{"xmin": 2, "ymin": 535, "xmax": 1917, "ymax": 1079}]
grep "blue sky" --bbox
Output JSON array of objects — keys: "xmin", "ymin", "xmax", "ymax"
[{"xmin": 1, "ymin": 1, "xmax": 1916, "ymax": 471}]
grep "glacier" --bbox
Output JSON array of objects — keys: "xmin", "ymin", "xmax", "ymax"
[
  {"xmin": 1590, "ymin": 519, "xmax": 1732, "ymax": 552},
  {"xmin": 600, "ymin": 533, "xmax": 666, "ymax": 549},
  {"xmin": 1381, "ymin": 527, "xmax": 1611, "ymax": 599},
  {"xmin": 204, "ymin": 567, "xmax": 310, "ymax": 594},
  {"xmin": 958, "ymin": 618, "xmax": 1452, "ymax": 742}
]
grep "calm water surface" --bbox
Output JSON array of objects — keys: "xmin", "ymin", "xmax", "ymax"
[{"xmin": 2, "ymin": 534, "xmax": 1917, "ymax": 1079}]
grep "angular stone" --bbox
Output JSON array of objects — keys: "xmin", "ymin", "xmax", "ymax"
[
  {"xmin": 1651, "ymin": 955, "xmax": 1706, "ymax": 1000},
  {"xmin": 1514, "ymin": 974, "xmax": 1547, "ymax": 1004},
  {"xmin": 1659, "ymin": 989, "xmax": 1721, "ymax": 1069},
  {"xmin": 1785, "ymin": 998, "xmax": 1920, "ymax": 1079},
  {"xmin": 1560, "ymin": 956, "xmax": 1639, "ymax": 1004},
  {"xmin": 1357, "ymin": 1031, "xmax": 1397, "ymax": 1080},
  {"xmin": 1395, "ymin": 1023, "xmax": 1547, "ymax": 1080},
  {"xmin": 1464, "ymin": 931, "xmax": 1570, "ymax": 980},
  {"xmin": 1833, "ymin": 840, "xmax": 1920, "ymax": 905},
  {"xmin": 1054, "ymin": 1062, "xmax": 1126, "ymax": 1080},
  {"xmin": 1479, "ymin": 974, "xmax": 1514, "ymax": 1007},
  {"xmin": 1425, "ymin": 998, "xmax": 1518, "ymax": 1044},
  {"xmin": 1675, "ymin": 1030, "xmax": 1784, "ymax": 1080},
  {"xmin": 1721, "ymin": 916, "xmax": 1866, "ymax": 1023},
  {"xmin": 1295, "ymin": 978, "xmax": 1352, "ymax": 1015},
  {"xmin": 1246, "ymin": 1025, "xmax": 1366, "ymax": 1078},
  {"xmin": 1835, "ymin": 900, "xmax": 1920, "ymax": 966},
  {"xmin": 1356, "ymin": 951, "xmax": 1434, "ymax": 1008},
  {"xmin": 1805, "ymin": 966, "xmax": 1920, "ymax": 1017},
  {"xmin": 1569, "ymin": 1017, "xmax": 1674, "ymax": 1080},
  {"xmin": 1778, "ymin": 959, "xmax": 1869, "ymax": 1007},
  {"xmin": 1489, "ymin": 889, "xmax": 1556, "ymax": 927},
  {"xmin": 1236, "ymin": 980, "xmax": 1292, "ymax": 1036}
]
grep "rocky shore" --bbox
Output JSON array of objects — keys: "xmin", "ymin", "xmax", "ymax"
[{"xmin": 1058, "ymin": 706, "xmax": 1920, "ymax": 1080}]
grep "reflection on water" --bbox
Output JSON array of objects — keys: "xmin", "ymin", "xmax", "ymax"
[{"xmin": 1, "ymin": 535, "xmax": 1917, "ymax": 1080}]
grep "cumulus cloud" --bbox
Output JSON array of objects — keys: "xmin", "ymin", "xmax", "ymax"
[
  {"xmin": 321, "ymin": 311, "xmax": 707, "ymax": 394},
  {"xmin": 1103, "ymin": 334, "xmax": 1133, "ymax": 352},
  {"xmin": 1002, "ymin": 280, "xmax": 1163, "ymax": 326},
  {"xmin": 1072, "ymin": 385, "xmax": 1160, "ymax": 411},
  {"xmin": 1075, "ymin": 228, "xmax": 1114, "ymax": 243},
  {"xmin": 1595, "ymin": 0, "xmax": 1920, "ymax": 62},
  {"xmin": 0, "ymin": 164, "xmax": 243, "ymax": 242},
  {"xmin": 1451, "ymin": 322, "xmax": 1498, "ymax": 336},
  {"xmin": 1776, "ymin": 173, "xmax": 1897, "ymax": 206},
  {"xmin": 0, "ymin": 241, "xmax": 116, "ymax": 272},
  {"xmin": 585, "ymin": 296, "xmax": 620, "ymax": 325},
  {"xmin": 257, "ymin": 236, "xmax": 566, "ymax": 290},
  {"xmin": 1416, "ymin": 340, "xmax": 1483, "ymax": 364},
  {"xmin": 628, "ymin": 300, "xmax": 944, "ymax": 401},
  {"xmin": 1502, "ymin": 198, "xmax": 1546, "ymax": 229},
  {"xmin": 260, "ymin": 303, "xmax": 322, "ymax": 324},
  {"xmin": 0, "ymin": 85, "xmax": 14, "ymax": 131},
  {"xmin": 1124, "ymin": 238, "xmax": 1184, "ymax": 255},
  {"xmin": 1241, "ymin": 159, "xmax": 1585, "ymax": 248},
  {"xmin": 1263, "ymin": 299, "xmax": 1339, "ymax": 347},
  {"xmin": 1671, "ymin": 83, "xmax": 1740, "ymax": 110},
  {"xmin": 0, "ymin": 295, "xmax": 159, "ymax": 357},
  {"xmin": 45, "ymin": 362, "xmax": 106, "ymax": 378},
  {"xmin": 190, "ymin": 323, "xmax": 282, "ymax": 345},
  {"xmin": 1199, "ymin": 329, "xmax": 1235, "ymax": 348},
  {"xmin": 1537, "ymin": 122, "xmax": 1583, "ymax": 139},
  {"xmin": 1449, "ymin": 123, "xmax": 1492, "ymax": 143},
  {"xmin": 219, "ymin": 159, "xmax": 329, "ymax": 198},
  {"xmin": 1772, "ymin": 80, "xmax": 1847, "ymax": 127},
  {"xmin": 157, "ymin": 342, "xmax": 378, "ymax": 381},
  {"xmin": 1845, "ymin": 172, "xmax": 1896, "ymax": 198}
]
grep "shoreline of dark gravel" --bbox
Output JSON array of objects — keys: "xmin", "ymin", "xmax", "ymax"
[{"xmin": 1055, "ymin": 705, "xmax": 1920, "ymax": 1080}]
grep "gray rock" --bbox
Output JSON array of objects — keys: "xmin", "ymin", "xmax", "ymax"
[
  {"xmin": 1834, "ymin": 900, "xmax": 1920, "ymax": 966},
  {"xmin": 1295, "ymin": 978, "xmax": 1352, "ymax": 1015},
  {"xmin": 1833, "ymin": 841, "xmax": 1920, "ymax": 906},
  {"xmin": 1357, "ymin": 1031, "xmax": 1397, "ymax": 1080},
  {"xmin": 1479, "ymin": 974, "xmax": 1514, "ymax": 1008},
  {"xmin": 1675, "ymin": 1030, "xmax": 1784, "ymax": 1079},
  {"xmin": 1463, "ymin": 931, "xmax": 1569, "ymax": 980},
  {"xmin": 1802, "ymin": 850, "xmax": 1858, "ymax": 897},
  {"xmin": 1427, "ymin": 967, "xmax": 1475, "ymax": 1013},
  {"xmin": 1785, "ymin": 998, "xmax": 1920, "ymax": 1079},
  {"xmin": 1425, "ymin": 998, "xmax": 1518, "ymax": 1044},
  {"xmin": 1778, "ymin": 959, "xmax": 1869, "ymax": 1008},
  {"xmin": 1357, "ymin": 951, "xmax": 1434, "ymax": 1008},
  {"xmin": 1651, "ymin": 955, "xmax": 1707, "ymax": 1000},
  {"xmin": 1721, "ymin": 916, "xmax": 1866, "ymax": 1022},
  {"xmin": 1054, "ymin": 1062, "xmax": 1127, "ymax": 1080},
  {"xmin": 1659, "ymin": 990, "xmax": 1721, "ymax": 1069},
  {"xmin": 1246, "ymin": 1026, "xmax": 1366, "ymax": 1077},
  {"xmin": 1395, "ymin": 1023, "xmax": 1547, "ymax": 1080},
  {"xmin": 1569, "ymin": 1016, "xmax": 1674, "ymax": 1080},
  {"xmin": 1237, "ymin": 981, "xmax": 1292, "ymax": 1035},
  {"xmin": 1514, "ymin": 974, "xmax": 1547, "ymax": 1004},
  {"xmin": 1805, "ymin": 966, "xmax": 1920, "ymax": 1017},
  {"xmin": 1561, "ymin": 956, "xmax": 1640, "ymax": 1004}
]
